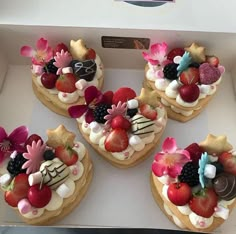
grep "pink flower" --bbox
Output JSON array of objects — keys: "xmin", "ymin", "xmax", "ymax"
[
  {"xmin": 142, "ymin": 42, "xmax": 170, "ymax": 66},
  {"xmin": 152, "ymin": 137, "xmax": 191, "ymax": 178},
  {"xmin": 68, "ymin": 86, "xmax": 103, "ymax": 123},
  {"xmin": 20, "ymin": 38, "xmax": 53, "ymax": 66},
  {"xmin": 0, "ymin": 126, "xmax": 28, "ymax": 164},
  {"xmin": 53, "ymin": 50, "xmax": 72, "ymax": 75}
]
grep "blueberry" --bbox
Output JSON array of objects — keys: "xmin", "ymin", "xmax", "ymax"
[
  {"xmin": 127, "ymin": 108, "xmax": 138, "ymax": 118},
  {"xmin": 43, "ymin": 149, "xmax": 55, "ymax": 161}
]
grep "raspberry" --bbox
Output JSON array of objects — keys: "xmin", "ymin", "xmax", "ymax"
[
  {"xmin": 163, "ymin": 63, "xmax": 178, "ymax": 80},
  {"xmin": 44, "ymin": 59, "xmax": 58, "ymax": 74},
  {"xmin": 7, "ymin": 153, "xmax": 27, "ymax": 177},
  {"xmin": 93, "ymin": 104, "xmax": 111, "ymax": 124},
  {"xmin": 178, "ymin": 162, "xmax": 199, "ymax": 187}
]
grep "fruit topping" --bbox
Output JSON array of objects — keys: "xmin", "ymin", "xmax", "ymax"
[
  {"xmin": 4, "ymin": 173, "xmax": 30, "ymax": 207},
  {"xmin": 55, "ymin": 145, "xmax": 78, "ymax": 166},
  {"xmin": 218, "ymin": 152, "xmax": 236, "ymax": 176},
  {"xmin": 179, "ymin": 162, "xmax": 199, "ymax": 187},
  {"xmin": 189, "ymin": 188, "xmax": 218, "ymax": 218},
  {"xmin": 185, "ymin": 143, "xmax": 204, "ymax": 164},
  {"xmin": 43, "ymin": 149, "xmax": 55, "ymax": 161},
  {"xmin": 189, "ymin": 62, "xmax": 200, "ymax": 68},
  {"xmin": 163, "ymin": 63, "xmax": 178, "ymax": 80},
  {"xmin": 28, "ymin": 184, "xmax": 52, "ymax": 208},
  {"xmin": 199, "ymin": 63, "xmax": 221, "ymax": 84},
  {"xmin": 54, "ymin": 43, "xmax": 69, "ymax": 54},
  {"xmin": 43, "ymin": 59, "xmax": 58, "ymax": 74},
  {"xmin": 7, "ymin": 153, "xmax": 27, "ymax": 177},
  {"xmin": 139, "ymin": 104, "xmax": 157, "ymax": 120},
  {"xmin": 167, "ymin": 182, "xmax": 192, "ymax": 206},
  {"xmin": 167, "ymin": 48, "xmax": 185, "ymax": 62},
  {"xmin": 24, "ymin": 134, "xmax": 43, "ymax": 148},
  {"xmin": 179, "ymin": 84, "xmax": 200, "ymax": 103},
  {"xmin": 127, "ymin": 108, "xmax": 138, "ymax": 118},
  {"xmin": 111, "ymin": 115, "xmax": 131, "ymax": 131},
  {"xmin": 179, "ymin": 67, "xmax": 200, "ymax": 85},
  {"xmin": 104, "ymin": 128, "xmax": 129, "ymax": 153},
  {"xmin": 93, "ymin": 103, "xmax": 111, "ymax": 124},
  {"xmin": 55, "ymin": 73, "xmax": 77, "ymax": 93},
  {"xmin": 85, "ymin": 48, "xmax": 96, "ymax": 60},
  {"xmin": 71, "ymin": 59, "xmax": 97, "ymax": 81},
  {"xmin": 112, "ymin": 87, "xmax": 136, "ymax": 105},
  {"xmin": 206, "ymin": 55, "xmax": 219, "ymax": 67},
  {"xmin": 41, "ymin": 73, "xmax": 58, "ymax": 89}
]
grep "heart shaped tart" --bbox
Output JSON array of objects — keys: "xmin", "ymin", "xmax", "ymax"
[
  {"xmin": 0, "ymin": 125, "xmax": 92, "ymax": 225},
  {"xmin": 68, "ymin": 86, "xmax": 167, "ymax": 168},
  {"xmin": 21, "ymin": 38, "xmax": 104, "ymax": 117},
  {"xmin": 143, "ymin": 42, "xmax": 225, "ymax": 122},
  {"xmin": 150, "ymin": 134, "xmax": 236, "ymax": 232}
]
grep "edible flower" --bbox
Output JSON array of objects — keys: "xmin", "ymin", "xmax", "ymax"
[
  {"xmin": 20, "ymin": 38, "xmax": 53, "ymax": 66},
  {"xmin": 0, "ymin": 126, "xmax": 28, "ymax": 164},
  {"xmin": 152, "ymin": 137, "xmax": 191, "ymax": 178},
  {"xmin": 142, "ymin": 42, "xmax": 170, "ymax": 66},
  {"xmin": 68, "ymin": 86, "xmax": 103, "ymax": 123}
]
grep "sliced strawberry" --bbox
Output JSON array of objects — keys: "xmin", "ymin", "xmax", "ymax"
[
  {"xmin": 185, "ymin": 143, "xmax": 204, "ymax": 164},
  {"xmin": 24, "ymin": 134, "xmax": 43, "ymax": 147},
  {"xmin": 112, "ymin": 87, "xmax": 136, "ymax": 105},
  {"xmin": 111, "ymin": 115, "xmax": 131, "ymax": 131},
  {"xmin": 55, "ymin": 145, "xmax": 78, "ymax": 166},
  {"xmin": 86, "ymin": 48, "xmax": 96, "ymax": 60},
  {"xmin": 4, "ymin": 173, "xmax": 29, "ymax": 207},
  {"xmin": 167, "ymin": 48, "xmax": 185, "ymax": 61},
  {"xmin": 206, "ymin": 56, "xmax": 219, "ymax": 67},
  {"xmin": 55, "ymin": 73, "xmax": 77, "ymax": 93},
  {"xmin": 104, "ymin": 128, "xmax": 129, "ymax": 152},
  {"xmin": 54, "ymin": 43, "xmax": 69, "ymax": 54},
  {"xmin": 179, "ymin": 67, "xmax": 200, "ymax": 85},
  {"xmin": 139, "ymin": 104, "xmax": 157, "ymax": 120},
  {"xmin": 189, "ymin": 188, "xmax": 218, "ymax": 218},
  {"xmin": 218, "ymin": 152, "xmax": 236, "ymax": 175}
]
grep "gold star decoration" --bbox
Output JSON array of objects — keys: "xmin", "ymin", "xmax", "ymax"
[
  {"xmin": 70, "ymin": 39, "xmax": 88, "ymax": 61},
  {"xmin": 199, "ymin": 134, "xmax": 233, "ymax": 155},
  {"xmin": 46, "ymin": 125, "xmax": 76, "ymax": 148},
  {"xmin": 136, "ymin": 88, "xmax": 160, "ymax": 107},
  {"xmin": 185, "ymin": 42, "xmax": 206, "ymax": 63}
]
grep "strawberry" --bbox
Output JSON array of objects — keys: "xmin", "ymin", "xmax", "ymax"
[
  {"xmin": 104, "ymin": 128, "xmax": 129, "ymax": 152},
  {"xmin": 206, "ymin": 56, "xmax": 219, "ymax": 67},
  {"xmin": 140, "ymin": 104, "xmax": 157, "ymax": 120},
  {"xmin": 167, "ymin": 48, "xmax": 185, "ymax": 61},
  {"xmin": 218, "ymin": 152, "xmax": 236, "ymax": 175},
  {"xmin": 185, "ymin": 143, "xmax": 204, "ymax": 164},
  {"xmin": 54, "ymin": 43, "xmax": 69, "ymax": 54},
  {"xmin": 86, "ymin": 48, "xmax": 96, "ymax": 60},
  {"xmin": 55, "ymin": 145, "xmax": 78, "ymax": 166},
  {"xmin": 24, "ymin": 134, "xmax": 43, "ymax": 147},
  {"xmin": 179, "ymin": 67, "xmax": 200, "ymax": 85},
  {"xmin": 189, "ymin": 188, "xmax": 218, "ymax": 218},
  {"xmin": 55, "ymin": 73, "xmax": 77, "ymax": 93},
  {"xmin": 4, "ymin": 173, "xmax": 29, "ymax": 207},
  {"xmin": 112, "ymin": 87, "xmax": 136, "ymax": 105},
  {"xmin": 111, "ymin": 115, "xmax": 131, "ymax": 130}
]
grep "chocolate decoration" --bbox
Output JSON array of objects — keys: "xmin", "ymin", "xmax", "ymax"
[
  {"xmin": 213, "ymin": 173, "xmax": 236, "ymax": 201},
  {"xmin": 70, "ymin": 59, "xmax": 97, "ymax": 81},
  {"xmin": 131, "ymin": 114, "xmax": 155, "ymax": 138},
  {"xmin": 40, "ymin": 158, "xmax": 70, "ymax": 189}
]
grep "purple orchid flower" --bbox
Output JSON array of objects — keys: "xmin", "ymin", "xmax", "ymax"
[{"xmin": 0, "ymin": 126, "xmax": 28, "ymax": 164}]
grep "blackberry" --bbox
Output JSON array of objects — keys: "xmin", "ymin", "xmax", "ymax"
[
  {"xmin": 93, "ymin": 103, "xmax": 111, "ymax": 124},
  {"xmin": 179, "ymin": 162, "xmax": 199, "ymax": 187},
  {"xmin": 7, "ymin": 153, "xmax": 27, "ymax": 177},
  {"xmin": 44, "ymin": 59, "xmax": 58, "ymax": 74},
  {"xmin": 43, "ymin": 149, "xmax": 55, "ymax": 161},
  {"xmin": 163, "ymin": 63, "xmax": 178, "ymax": 80},
  {"xmin": 189, "ymin": 62, "xmax": 200, "ymax": 68},
  {"xmin": 127, "ymin": 108, "xmax": 138, "ymax": 118}
]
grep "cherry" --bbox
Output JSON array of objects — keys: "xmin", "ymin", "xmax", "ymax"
[{"xmin": 41, "ymin": 73, "xmax": 58, "ymax": 89}]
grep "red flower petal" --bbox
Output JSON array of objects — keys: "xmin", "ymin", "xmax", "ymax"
[
  {"xmin": 85, "ymin": 109, "xmax": 94, "ymax": 123},
  {"xmin": 8, "ymin": 126, "xmax": 28, "ymax": 145},
  {"xmin": 152, "ymin": 161, "xmax": 166, "ymax": 177},
  {"xmin": 84, "ymin": 86, "xmax": 102, "ymax": 104},
  {"xmin": 0, "ymin": 127, "xmax": 7, "ymax": 142},
  {"xmin": 162, "ymin": 137, "xmax": 177, "ymax": 154},
  {"xmin": 36, "ymin": 38, "xmax": 48, "ymax": 51},
  {"xmin": 68, "ymin": 105, "xmax": 88, "ymax": 118},
  {"xmin": 20, "ymin": 46, "xmax": 35, "ymax": 58}
]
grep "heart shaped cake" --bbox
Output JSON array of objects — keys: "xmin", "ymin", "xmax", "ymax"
[
  {"xmin": 0, "ymin": 125, "xmax": 92, "ymax": 225},
  {"xmin": 150, "ymin": 134, "xmax": 236, "ymax": 232},
  {"xmin": 21, "ymin": 38, "xmax": 104, "ymax": 117},
  {"xmin": 143, "ymin": 42, "xmax": 225, "ymax": 122},
  {"xmin": 68, "ymin": 86, "xmax": 167, "ymax": 168}
]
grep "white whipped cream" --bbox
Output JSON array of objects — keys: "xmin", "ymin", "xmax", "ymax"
[
  {"xmin": 112, "ymin": 146, "xmax": 135, "ymax": 160},
  {"xmin": 45, "ymin": 191, "xmax": 63, "ymax": 211},
  {"xmin": 73, "ymin": 142, "xmax": 86, "ymax": 161},
  {"xmin": 69, "ymin": 161, "xmax": 84, "ymax": 181},
  {"xmin": 189, "ymin": 212, "xmax": 213, "ymax": 229},
  {"xmin": 58, "ymin": 91, "xmax": 79, "ymax": 103}
]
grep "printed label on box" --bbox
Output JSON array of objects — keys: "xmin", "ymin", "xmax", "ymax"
[{"xmin": 101, "ymin": 36, "xmax": 150, "ymax": 49}]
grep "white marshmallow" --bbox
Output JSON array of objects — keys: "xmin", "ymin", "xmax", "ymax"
[
  {"xmin": 199, "ymin": 85, "xmax": 211, "ymax": 94},
  {"xmin": 75, "ymin": 79, "xmax": 87, "ymax": 90},
  {"xmin": 56, "ymin": 183, "xmax": 70, "ymax": 198},
  {"xmin": 173, "ymin": 55, "xmax": 182, "ymax": 64},
  {"xmin": 215, "ymin": 205, "xmax": 229, "ymax": 220},
  {"xmin": 10, "ymin": 151, "xmax": 17, "ymax": 159},
  {"xmin": 0, "ymin": 173, "xmax": 11, "ymax": 186},
  {"xmin": 28, "ymin": 171, "xmax": 43, "ymax": 186},
  {"xmin": 18, "ymin": 198, "xmax": 32, "ymax": 214},
  {"xmin": 129, "ymin": 135, "xmax": 145, "ymax": 151},
  {"xmin": 127, "ymin": 99, "xmax": 138, "ymax": 109},
  {"xmin": 62, "ymin": 67, "xmax": 73, "ymax": 74},
  {"xmin": 204, "ymin": 164, "xmax": 216, "ymax": 179},
  {"xmin": 168, "ymin": 80, "xmax": 180, "ymax": 90}
]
